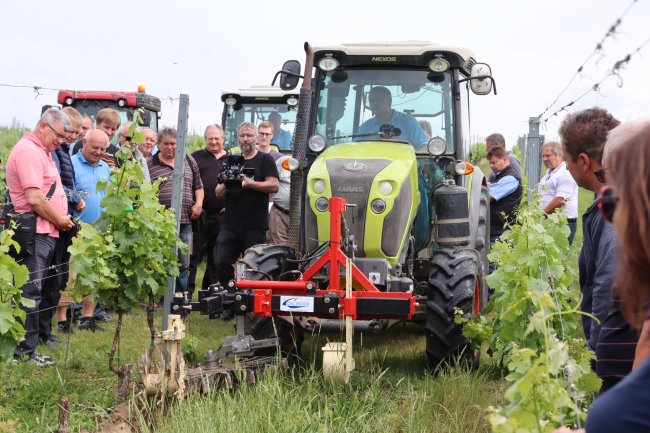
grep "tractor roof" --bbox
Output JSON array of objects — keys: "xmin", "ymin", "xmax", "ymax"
[
  {"xmin": 313, "ymin": 41, "xmax": 476, "ymax": 62},
  {"xmin": 221, "ymin": 86, "xmax": 299, "ymax": 100}
]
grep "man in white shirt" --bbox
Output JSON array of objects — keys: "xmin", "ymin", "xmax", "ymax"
[{"xmin": 538, "ymin": 141, "xmax": 579, "ymax": 243}]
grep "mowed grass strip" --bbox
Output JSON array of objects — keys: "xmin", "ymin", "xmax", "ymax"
[{"xmin": 1, "ymin": 309, "xmax": 506, "ymax": 433}]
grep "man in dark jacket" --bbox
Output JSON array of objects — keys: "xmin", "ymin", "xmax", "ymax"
[
  {"xmin": 487, "ymin": 146, "xmax": 522, "ymax": 243},
  {"xmin": 560, "ymin": 107, "xmax": 637, "ymax": 393},
  {"xmin": 39, "ymin": 107, "xmax": 85, "ymax": 344}
]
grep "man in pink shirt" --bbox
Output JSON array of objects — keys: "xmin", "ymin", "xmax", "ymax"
[{"xmin": 5, "ymin": 108, "xmax": 76, "ymax": 366}]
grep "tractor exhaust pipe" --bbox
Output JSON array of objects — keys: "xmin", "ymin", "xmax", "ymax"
[{"xmin": 288, "ymin": 42, "xmax": 314, "ymax": 251}]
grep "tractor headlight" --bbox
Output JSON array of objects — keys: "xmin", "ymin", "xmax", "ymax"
[
  {"xmin": 428, "ymin": 136, "xmax": 446, "ymax": 156},
  {"xmin": 315, "ymin": 197, "xmax": 329, "ymax": 212},
  {"xmin": 318, "ymin": 57, "xmax": 339, "ymax": 71},
  {"xmin": 117, "ymin": 99, "xmax": 126, "ymax": 107},
  {"xmin": 308, "ymin": 134, "xmax": 327, "ymax": 152},
  {"xmin": 64, "ymin": 97, "xmax": 73, "ymax": 105},
  {"xmin": 313, "ymin": 179, "xmax": 326, "ymax": 194},
  {"xmin": 224, "ymin": 96, "xmax": 238, "ymax": 106},
  {"xmin": 371, "ymin": 199, "xmax": 386, "ymax": 214},
  {"xmin": 286, "ymin": 96, "xmax": 299, "ymax": 106},
  {"xmin": 378, "ymin": 180, "xmax": 393, "ymax": 196},
  {"xmin": 428, "ymin": 59, "xmax": 450, "ymax": 72}
]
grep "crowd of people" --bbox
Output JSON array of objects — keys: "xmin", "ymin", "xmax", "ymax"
[{"xmin": 4, "ymin": 107, "xmax": 291, "ymax": 366}]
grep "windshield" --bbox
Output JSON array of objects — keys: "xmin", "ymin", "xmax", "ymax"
[
  {"xmin": 71, "ymin": 102, "xmax": 159, "ymax": 131},
  {"xmin": 314, "ymin": 69, "xmax": 454, "ymax": 154},
  {"xmin": 223, "ymin": 102, "xmax": 297, "ymax": 152}
]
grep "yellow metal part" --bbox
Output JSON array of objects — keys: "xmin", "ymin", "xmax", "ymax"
[{"xmin": 142, "ymin": 314, "xmax": 187, "ymax": 399}]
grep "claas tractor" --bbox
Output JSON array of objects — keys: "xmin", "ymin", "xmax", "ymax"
[{"xmin": 170, "ymin": 41, "xmax": 494, "ymax": 373}]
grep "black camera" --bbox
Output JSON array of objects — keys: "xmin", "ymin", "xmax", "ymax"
[{"xmin": 218, "ymin": 154, "xmax": 255, "ymax": 190}]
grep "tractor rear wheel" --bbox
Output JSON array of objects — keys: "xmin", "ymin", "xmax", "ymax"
[
  {"xmin": 239, "ymin": 244, "xmax": 304, "ymax": 362},
  {"xmin": 425, "ymin": 247, "xmax": 481, "ymax": 372}
]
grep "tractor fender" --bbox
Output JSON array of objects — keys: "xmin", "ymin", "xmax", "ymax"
[{"xmin": 467, "ymin": 167, "xmax": 487, "ymax": 246}]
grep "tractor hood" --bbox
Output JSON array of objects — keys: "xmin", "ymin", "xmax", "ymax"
[{"xmin": 304, "ymin": 141, "xmax": 420, "ymax": 264}]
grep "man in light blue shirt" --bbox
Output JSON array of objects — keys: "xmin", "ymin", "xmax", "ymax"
[
  {"xmin": 269, "ymin": 112, "xmax": 293, "ymax": 151},
  {"xmin": 71, "ymin": 129, "xmax": 111, "ymax": 224},
  {"xmin": 356, "ymin": 86, "xmax": 428, "ymax": 147}
]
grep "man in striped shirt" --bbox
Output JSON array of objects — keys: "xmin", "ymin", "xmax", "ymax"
[{"xmin": 148, "ymin": 127, "xmax": 204, "ymax": 293}]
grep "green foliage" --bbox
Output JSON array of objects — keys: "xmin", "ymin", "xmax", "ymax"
[
  {"xmin": 511, "ymin": 144, "xmax": 523, "ymax": 164},
  {"xmin": 68, "ymin": 145, "xmax": 185, "ymax": 313},
  {"xmin": 471, "ymin": 142, "xmax": 487, "ymax": 165},
  {"xmin": 0, "ymin": 230, "xmax": 32, "ymax": 360},
  {"xmin": 461, "ymin": 189, "xmax": 600, "ymax": 432}
]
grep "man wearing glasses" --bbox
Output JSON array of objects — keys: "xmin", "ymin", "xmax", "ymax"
[
  {"xmin": 215, "ymin": 122, "xmax": 278, "ymax": 289},
  {"xmin": 560, "ymin": 107, "xmax": 637, "ymax": 393},
  {"xmin": 117, "ymin": 122, "xmax": 150, "ymax": 181},
  {"xmin": 5, "ymin": 108, "xmax": 76, "ymax": 366}
]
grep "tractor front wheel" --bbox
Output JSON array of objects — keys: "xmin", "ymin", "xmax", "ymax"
[
  {"xmin": 425, "ymin": 247, "xmax": 481, "ymax": 372},
  {"xmin": 239, "ymin": 244, "xmax": 304, "ymax": 362}
]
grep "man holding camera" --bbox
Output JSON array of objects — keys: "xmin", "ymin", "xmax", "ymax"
[{"xmin": 215, "ymin": 122, "xmax": 278, "ymax": 288}]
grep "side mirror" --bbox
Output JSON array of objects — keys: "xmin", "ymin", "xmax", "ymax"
[
  {"xmin": 469, "ymin": 63, "xmax": 494, "ymax": 95},
  {"xmin": 279, "ymin": 60, "xmax": 302, "ymax": 90}
]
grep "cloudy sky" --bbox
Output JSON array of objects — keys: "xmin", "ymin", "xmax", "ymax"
[{"xmin": 1, "ymin": 0, "xmax": 648, "ymax": 148}]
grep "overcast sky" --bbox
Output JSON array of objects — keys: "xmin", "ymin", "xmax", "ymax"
[{"xmin": 1, "ymin": 0, "xmax": 648, "ymax": 148}]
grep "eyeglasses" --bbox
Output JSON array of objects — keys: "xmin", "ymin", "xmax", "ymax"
[
  {"xmin": 45, "ymin": 123, "xmax": 67, "ymax": 141},
  {"xmin": 597, "ymin": 185, "xmax": 618, "ymax": 223},
  {"xmin": 120, "ymin": 134, "xmax": 132, "ymax": 142},
  {"xmin": 594, "ymin": 167, "xmax": 608, "ymax": 183},
  {"xmin": 238, "ymin": 133, "xmax": 256, "ymax": 138},
  {"xmin": 258, "ymin": 132, "xmax": 273, "ymax": 137}
]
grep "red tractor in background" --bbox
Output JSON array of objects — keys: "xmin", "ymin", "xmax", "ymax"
[{"xmin": 45, "ymin": 85, "xmax": 161, "ymax": 131}]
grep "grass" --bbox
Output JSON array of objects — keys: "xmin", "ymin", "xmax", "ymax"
[{"xmin": 0, "ymin": 303, "xmax": 506, "ymax": 433}]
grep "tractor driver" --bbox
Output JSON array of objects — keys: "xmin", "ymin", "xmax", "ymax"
[{"xmin": 356, "ymin": 86, "xmax": 428, "ymax": 148}]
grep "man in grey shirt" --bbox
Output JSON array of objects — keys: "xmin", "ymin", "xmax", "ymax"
[{"xmin": 486, "ymin": 133, "xmax": 522, "ymax": 182}]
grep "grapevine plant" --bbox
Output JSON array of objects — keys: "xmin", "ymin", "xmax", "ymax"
[
  {"xmin": 460, "ymin": 190, "xmax": 601, "ymax": 433},
  {"xmin": 69, "ymin": 125, "xmax": 185, "ymax": 398},
  {"xmin": 0, "ymin": 229, "xmax": 32, "ymax": 360}
]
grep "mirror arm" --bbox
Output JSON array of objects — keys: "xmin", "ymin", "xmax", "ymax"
[
  {"xmin": 458, "ymin": 75, "xmax": 497, "ymax": 95},
  {"xmin": 271, "ymin": 69, "xmax": 305, "ymax": 86}
]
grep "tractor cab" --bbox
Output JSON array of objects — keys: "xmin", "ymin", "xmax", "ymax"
[{"xmin": 220, "ymin": 86, "xmax": 299, "ymax": 153}]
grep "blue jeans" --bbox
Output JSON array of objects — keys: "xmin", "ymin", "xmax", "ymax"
[{"xmin": 176, "ymin": 223, "xmax": 192, "ymax": 293}]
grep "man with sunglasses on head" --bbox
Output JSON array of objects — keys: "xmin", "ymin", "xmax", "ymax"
[
  {"xmin": 560, "ymin": 107, "xmax": 637, "ymax": 393},
  {"xmin": 5, "ymin": 108, "xmax": 76, "ymax": 366},
  {"xmin": 537, "ymin": 141, "xmax": 579, "ymax": 244}
]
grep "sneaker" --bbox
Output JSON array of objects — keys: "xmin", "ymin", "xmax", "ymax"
[
  {"xmin": 57, "ymin": 320, "xmax": 73, "ymax": 334},
  {"xmin": 39, "ymin": 335, "xmax": 59, "ymax": 348},
  {"xmin": 14, "ymin": 352, "xmax": 54, "ymax": 367},
  {"xmin": 77, "ymin": 318, "xmax": 103, "ymax": 332}
]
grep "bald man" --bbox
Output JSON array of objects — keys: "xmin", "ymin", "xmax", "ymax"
[{"xmin": 69, "ymin": 128, "xmax": 111, "ymax": 331}]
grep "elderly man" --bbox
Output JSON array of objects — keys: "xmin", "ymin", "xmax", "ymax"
[
  {"xmin": 537, "ymin": 141, "xmax": 579, "ymax": 243},
  {"xmin": 69, "ymin": 129, "xmax": 112, "ymax": 331},
  {"xmin": 138, "ymin": 128, "xmax": 157, "ymax": 159},
  {"xmin": 485, "ymin": 133, "xmax": 522, "ymax": 182},
  {"xmin": 39, "ymin": 107, "xmax": 85, "ymax": 345},
  {"xmin": 117, "ymin": 122, "xmax": 150, "ymax": 180},
  {"xmin": 189, "ymin": 124, "xmax": 227, "ymax": 296},
  {"xmin": 148, "ymin": 127, "xmax": 204, "ymax": 293},
  {"xmin": 5, "ymin": 108, "xmax": 75, "ymax": 366},
  {"xmin": 215, "ymin": 122, "xmax": 278, "ymax": 288}
]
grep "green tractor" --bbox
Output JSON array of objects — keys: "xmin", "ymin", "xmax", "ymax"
[{"xmin": 231, "ymin": 41, "xmax": 496, "ymax": 371}]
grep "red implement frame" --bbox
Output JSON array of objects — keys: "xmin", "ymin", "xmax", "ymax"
[{"xmin": 235, "ymin": 197, "xmax": 417, "ymax": 320}]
